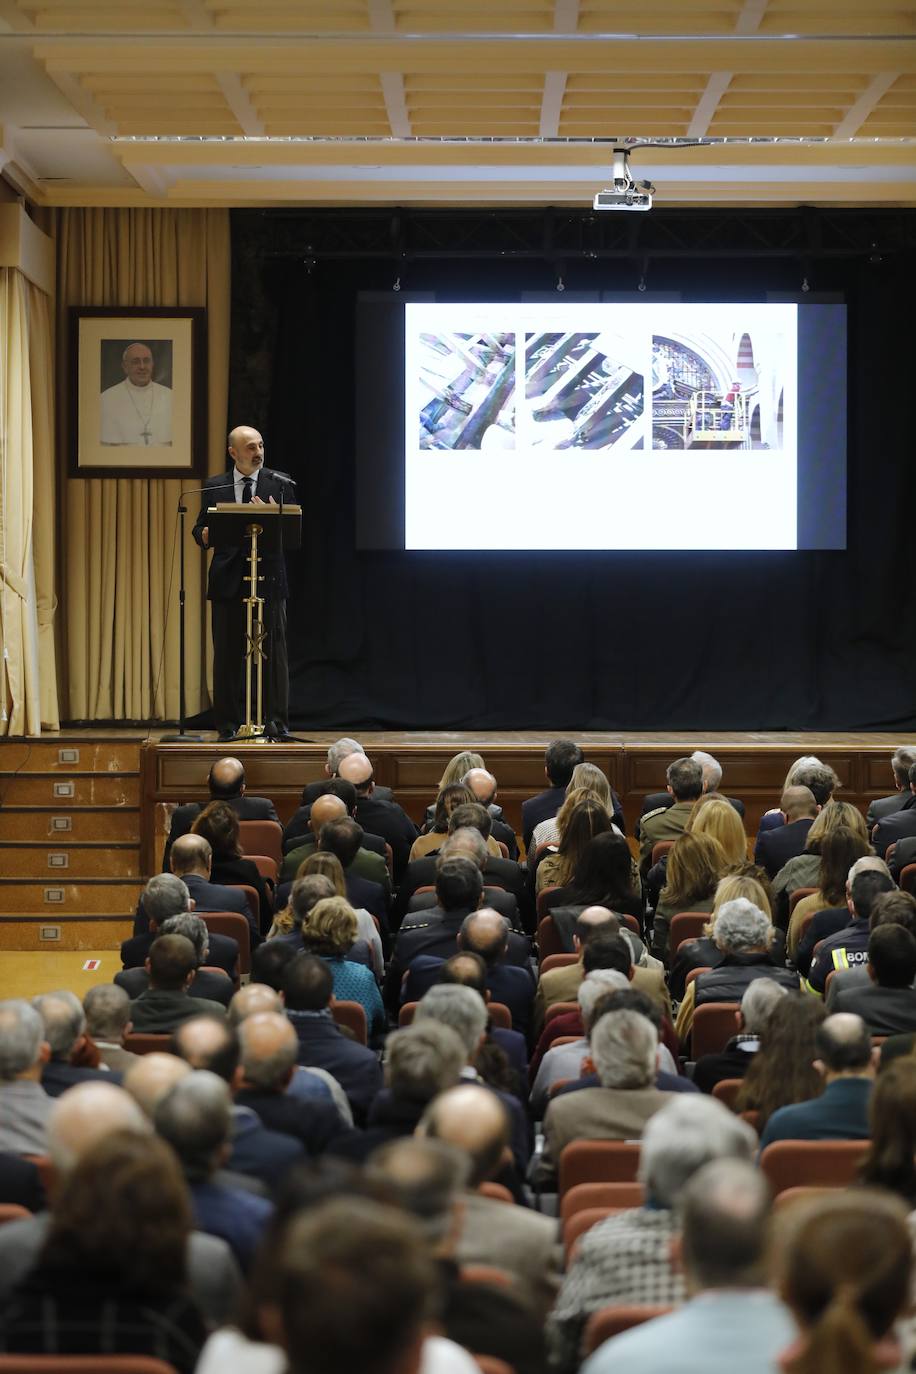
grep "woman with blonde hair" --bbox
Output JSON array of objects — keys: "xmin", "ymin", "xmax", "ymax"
[
  {"xmin": 668, "ymin": 866, "xmax": 781, "ymax": 1002},
  {"xmin": 651, "ymin": 831, "xmax": 728, "ymax": 962},
  {"xmin": 535, "ymin": 794, "xmax": 613, "ymax": 894},
  {"xmin": 772, "ymin": 800, "xmax": 871, "ymax": 927},
  {"xmin": 301, "ymin": 895, "xmax": 385, "ymax": 1039},
  {"xmin": 530, "ymin": 761, "xmax": 618, "ymax": 856},
  {"xmin": 688, "ymin": 795, "xmax": 748, "ymax": 867},
  {"xmin": 437, "ymin": 751, "xmax": 485, "ymax": 793},
  {"xmin": 412, "ymin": 784, "xmax": 503, "ymax": 861},
  {"xmin": 774, "ymin": 1191, "xmax": 912, "ymax": 1374}
]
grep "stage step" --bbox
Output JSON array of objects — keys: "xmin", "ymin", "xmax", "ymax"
[
  {"xmin": 0, "ymin": 776, "xmax": 138, "ymax": 807},
  {"xmin": 0, "ymin": 881, "xmax": 144, "ymax": 915},
  {"xmin": 0, "ymin": 810, "xmax": 140, "ymax": 844},
  {"xmin": 0, "ymin": 741, "xmax": 142, "ymax": 773},
  {"xmin": 0, "ymin": 918, "xmax": 131, "ymax": 952},
  {"xmin": 0, "ymin": 846, "xmax": 141, "ymax": 880}
]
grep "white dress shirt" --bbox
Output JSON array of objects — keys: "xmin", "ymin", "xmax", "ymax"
[{"xmin": 233, "ymin": 466, "xmax": 261, "ymax": 504}]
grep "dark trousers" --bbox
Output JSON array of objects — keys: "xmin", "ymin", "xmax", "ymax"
[{"xmin": 211, "ymin": 595, "xmax": 288, "ymax": 734}]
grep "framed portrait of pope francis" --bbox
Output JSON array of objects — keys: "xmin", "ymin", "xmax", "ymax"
[{"xmin": 69, "ymin": 306, "xmax": 206, "ymax": 478}]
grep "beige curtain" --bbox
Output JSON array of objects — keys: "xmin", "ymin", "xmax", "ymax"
[
  {"xmin": 56, "ymin": 208, "xmax": 230, "ymax": 720},
  {"xmin": 0, "ymin": 269, "xmax": 59, "ymax": 735}
]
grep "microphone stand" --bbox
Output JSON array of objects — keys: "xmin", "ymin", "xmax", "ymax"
[{"xmin": 160, "ymin": 481, "xmax": 236, "ymax": 746}]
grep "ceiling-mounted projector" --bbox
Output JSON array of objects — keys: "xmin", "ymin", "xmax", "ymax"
[{"xmin": 593, "ymin": 148, "xmax": 655, "ymax": 212}]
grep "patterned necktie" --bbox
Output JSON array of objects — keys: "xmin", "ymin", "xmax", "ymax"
[{"xmin": 242, "ymin": 478, "xmax": 253, "ymax": 503}]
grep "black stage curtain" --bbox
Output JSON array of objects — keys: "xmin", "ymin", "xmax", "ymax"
[{"xmin": 227, "ymin": 210, "xmax": 916, "ymax": 732}]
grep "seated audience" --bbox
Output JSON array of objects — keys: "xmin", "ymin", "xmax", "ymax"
[
  {"xmin": 170, "ymin": 831, "xmax": 258, "ymax": 942},
  {"xmin": 541, "ymin": 831, "xmax": 644, "ymax": 937},
  {"xmin": 117, "ymin": 911, "xmax": 235, "ymax": 1007},
  {"xmin": 334, "ymin": 1021, "xmax": 466, "ymax": 1163},
  {"xmin": 536, "ymin": 794, "xmax": 613, "ymax": 895},
  {"xmin": 124, "ymin": 870, "xmax": 239, "ymax": 976},
  {"xmin": 736, "ymin": 993, "xmax": 826, "ymax": 1129},
  {"xmin": 583, "ymin": 1160, "xmax": 792, "ymax": 1374},
  {"xmin": 549, "ymin": 985, "xmax": 691, "ymax": 1103},
  {"xmin": 300, "ymin": 894, "xmax": 385, "ymax": 1040},
  {"xmin": 638, "ymin": 751, "xmax": 744, "ymax": 833},
  {"xmin": 534, "ymin": 908, "xmax": 670, "ymax": 1036},
  {"xmin": 191, "ymin": 798, "xmax": 273, "ymax": 924},
  {"xmin": 773, "ymin": 1190, "xmax": 912, "ymax": 1374},
  {"xmin": 161, "ymin": 754, "xmax": 278, "ymax": 867},
  {"xmin": 457, "ymin": 908, "xmax": 535, "ymax": 1037},
  {"xmin": 129, "ymin": 933, "xmax": 227, "ymax": 1033},
  {"xmin": 827, "ymin": 885, "xmax": 916, "ymax": 1009},
  {"xmin": 758, "ymin": 1012, "xmax": 874, "ymax": 1149},
  {"xmin": 83, "ymin": 983, "xmax": 140, "ymax": 1073},
  {"xmin": 771, "ymin": 800, "xmax": 869, "ymax": 929},
  {"xmin": 413, "ymin": 783, "xmax": 474, "ymax": 857},
  {"xmin": 522, "ymin": 738, "xmax": 584, "ymax": 854},
  {"xmin": 399, "ymin": 805, "xmax": 526, "ymax": 925},
  {"xmin": 123, "ymin": 1050, "xmax": 191, "ymax": 1120},
  {"xmin": 689, "ymin": 793, "xmax": 749, "ymax": 866},
  {"xmin": 787, "ymin": 824, "xmax": 870, "ymax": 961},
  {"xmin": 436, "ymin": 951, "xmax": 529, "ymax": 1093},
  {"xmin": 462, "ymin": 766, "xmax": 522, "ymax": 859},
  {"xmin": 386, "ymin": 855, "xmax": 485, "ymax": 1005},
  {"xmin": 278, "ymin": 861, "xmax": 381, "ymax": 977},
  {"xmin": 155, "ymin": 1070, "xmax": 273, "ymax": 1272},
  {"xmin": 535, "ymin": 1008, "xmax": 676, "ymax": 1188},
  {"xmin": 420, "ymin": 1082, "xmax": 561, "ymax": 1306},
  {"xmin": 0, "ymin": 1081, "xmax": 241, "ymax": 1326},
  {"xmin": 531, "ymin": 761, "xmax": 624, "ymax": 857},
  {"xmin": 0, "ymin": 1000, "xmax": 53, "ymax": 1155},
  {"xmin": 693, "ymin": 978, "xmax": 789, "ymax": 1094},
  {"xmin": 757, "ymin": 757, "xmax": 838, "ymax": 837},
  {"xmin": 235, "ymin": 1010, "xmax": 344, "ymax": 1155},
  {"xmin": 293, "ymin": 736, "xmax": 395, "ymax": 810},
  {"xmin": 669, "ymin": 868, "xmax": 784, "ymax": 1003},
  {"xmin": 796, "ymin": 858, "xmax": 892, "ymax": 981},
  {"xmin": 805, "ymin": 863, "xmax": 896, "ymax": 997},
  {"xmin": 168, "ymin": 1015, "xmax": 306, "ymax": 1182},
  {"xmin": 32, "ymin": 989, "xmax": 114, "ymax": 1095},
  {"xmin": 675, "ymin": 897, "xmax": 797, "ymax": 1044},
  {"xmin": 548, "ymin": 1096, "xmax": 758, "ymax": 1374},
  {"xmin": 282, "ymin": 953, "xmax": 382, "ymax": 1125},
  {"xmin": 282, "ymin": 803, "xmax": 390, "ymax": 900},
  {"xmin": 867, "ymin": 744, "xmax": 916, "ymax": 829},
  {"xmin": 858, "ymin": 1056, "xmax": 916, "ymax": 1205},
  {"xmin": 528, "ymin": 969, "xmax": 630, "ymax": 1116},
  {"xmin": 336, "ymin": 749, "xmax": 419, "ymax": 880},
  {"xmin": 754, "ymin": 784, "xmax": 819, "ymax": 879},
  {"xmin": 871, "ymin": 759, "xmax": 916, "ymax": 859},
  {"xmin": 653, "ymin": 831, "xmax": 729, "ymax": 962},
  {"xmin": 833, "ymin": 922, "xmax": 916, "ymax": 1034},
  {"xmin": 638, "ymin": 755, "xmax": 705, "ymax": 875},
  {"xmin": 0, "ymin": 1130, "xmax": 209, "ymax": 1373}
]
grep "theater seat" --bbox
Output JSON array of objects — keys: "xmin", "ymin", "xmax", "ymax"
[
  {"xmin": 560, "ymin": 1181, "xmax": 645, "ymax": 1226},
  {"xmin": 201, "ymin": 911, "xmax": 251, "ymax": 974},
  {"xmin": 651, "ymin": 841, "xmax": 675, "ymax": 865},
  {"xmin": 788, "ymin": 887, "xmax": 817, "ymax": 916},
  {"xmin": 474, "ymin": 1357, "xmax": 515, "ymax": 1374},
  {"xmin": 901, "ymin": 864, "xmax": 916, "ymax": 896},
  {"xmin": 0, "ymin": 1204, "xmax": 30, "ymax": 1226},
  {"xmin": 238, "ymin": 819, "xmax": 282, "ymax": 866},
  {"xmin": 246, "ymin": 853, "xmax": 278, "ymax": 883},
  {"xmin": 400, "ymin": 1000, "xmax": 512, "ymax": 1030},
  {"xmin": 667, "ymin": 913, "xmax": 710, "ymax": 960},
  {"xmin": 478, "ymin": 1181, "xmax": 515, "ymax": 1204},
  {"xmin": 690, "ymin": 1002, "xmax": 740, "ymax": 1058},
  {"xmin": 711, "ymin": 1078, "xmax": 745, "ymax": 1112},
  {"xmin": 330, "ymin": 1000, "xmax": 368, "ymax": 1045},
  {"xmin": 583, "ymin": 1305, "xmax": 672, "ymax": 1355},
  {"xmin": 540, "ymin": 953, "xmax": 578, "ymax": 974},
  {"xmin": 558, "ymin": 1140, "xmax": 641, "ymax": 1198},
  {"xmin": 759, "ymin": 1140, "xmax": 867, "ymax": 1196},
  {"xmin": 123, "ymin": 1033, "xmax": 171, "ymax": 1056}
]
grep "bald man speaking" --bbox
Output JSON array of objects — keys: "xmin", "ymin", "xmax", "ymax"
[{"xmin": 193, "ymin": 425, "xmax": 293, "ymax": 741}]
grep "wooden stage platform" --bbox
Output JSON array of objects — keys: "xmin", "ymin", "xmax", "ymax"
[{"xmin": 0, "ymin": 727, "xmax": 906, "ymax": 951}]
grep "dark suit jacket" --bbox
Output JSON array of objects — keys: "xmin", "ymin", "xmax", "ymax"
[
  {"xmin": 692, "ymin": 1042, "xmax": 759, "ymax": 1094},
  {"xmin": 192, "ymin": 467, "xmax": 291, "ymax": 600},
  {"xmin": 754, "ymin": 817, "xmax": 814, "ymax": 880},
  {"xmin": 129, "ymin": 989, "xmax": 227, "ymax": 1033},
  {"xmin": 183, "ymin": 872, "xmax": 260, "ymax": 946},
  {"xmin": 162, "ymin": 794, "xmax": 279, "ymax": 868},
  {"xmin": 795, "ymin": 906, "xmax": 850, "ymax": 977},
  {"xmin": 274, "ymin": 870, "xmax": 388, "ymax": 929},
  {"xmin": 234, "ymin": 1088, "xmax": 343, "ymax": 1155},
  {"xmin": 115, "ymin": 966, "xmax": 234, "ymax": 1008},
  {"xmin": 394, "ymin": 854, "xmax": 527, "ymax": 928},
  {"xmin": 521, "ymin": 786, "xmax": 567, "ymax": 853},
  {"xmin": 122, "ymin": 928, "xmax": 239, "ymax": 977},
  {"xmin": 386, "ymin": 907, "xmax": 529, "ymax": 1007},
  {"xmin": 407, "ymin": 885, "xmax": 520, "ymax": 930},
  {"xmin": 286, "ymin": 1010, "xmax": 382, "ymax": 1126},
  {"xmin": 833, "ymin": 983, "xmax": 916, "ymax": 1036},
  {"xmin": 759, "ymin": 1077, "xmax": 872, "ymax": 1148},
  {"xmin": 890, "ymin": 834, "xmax": 916, "ymax": 881},
  {"xmin": 299, "ymin": 780, "xmax": 393, "ymax": 808},
  {"xmin": 230, "ymin": 1104, "xmax": 304, "ymax": 1184},
  {"xmin": 400, "ymin": 955, "xmax": 535, "ymax": 1038},
  {"xmin": 352, "ymin": 795, "xmax": 418, "ymax": 879},
  {"xmin": 872, "ymin": 792, "xmax": 916, "ymax": 859},
  {"xmin": 282, "ymin": 810, "xmax": 387, "ymax": 858},
  {"xmin": 867, "ymin": 791, "xmax": 909, "ymax": 830},
  {"xmin": 42, "ymin": 1061, "xmax": 120, "ymax": 1098},
  {"xmin": 0, "ymin": 1154, "xmax": 44, "ymax": 1212}
]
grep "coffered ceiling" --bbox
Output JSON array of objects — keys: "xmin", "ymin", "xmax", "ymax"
[{"xmin": 0, "ymin": 0, "xmax": 914, "ymax": 207}]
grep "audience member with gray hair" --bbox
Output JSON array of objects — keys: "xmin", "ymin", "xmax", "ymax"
[
  {"xmin": 549, "ymin": 1096, "xmax": 759, "ymax": 1373},
  {"xmin": 536, "ymin": 1009, "xmax": 674, "ymax": 1190},
  {"xmin": 281, "ymin": 874, "xmax": 383, "ymax": 977},
  {"xmin": 333, "ymin": 1021, "xmax": 466, "ymax": 1165},
  {"xmin": 83, "ymin": 983, "xmax": 139, "ymax": 1074},
  {"xmin": 421, "ymin": 1084, "xmax": 561, "ymax": 1309},
  {"xmin": 367, "ymin": 1135, "xmax": 470, "ymax": 1247},
  {"xmin": 675, "ymin": 897, "xmax": 797, "ymax": 1044},
  {"xmin": 0, "ymin": 999, "xmax": 53, "ymax": 1154},
  {"xmin": 116, "ymin": 912, "xmax": 235, "ymax": 1010},
  {"xmin": 32, "ymin": 989, "xmax": 114, "ymax": 1097},
  {"xmin": 582, "ymin": 1160, "xmax": 792, "ymax": 1374},
  {"xmin": 529, "ymin": 969, "xmax": 629, "ymax": 1116},
  {"xmin": 120, "ymin": 870, "xmax": 241, "ymax": 979},
  {"xmin": 235, "ymin": 1011, "xmax": 345, "ymax": 1157},
  {"xmin": 693, "ymin": 977, "xmax": 789, "ymax": 1094},
  {"xmin": 154, "ymin": 1071, "xmax": 273, "ymax": 1273}
]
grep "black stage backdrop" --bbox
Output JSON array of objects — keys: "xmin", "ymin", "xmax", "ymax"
[{"xmin": 226, "ymin": 209, "xmax": 916, "ymax": 733}]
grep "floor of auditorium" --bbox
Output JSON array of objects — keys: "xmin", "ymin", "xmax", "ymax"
[{"xmin": 0, "ymin": 951, "xmax": 116, "ymax": 1000}]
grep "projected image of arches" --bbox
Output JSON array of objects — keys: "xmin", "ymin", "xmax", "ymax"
[{"xmin": 651, "ymin": 328, "xmax": 783, "ymax": 452}]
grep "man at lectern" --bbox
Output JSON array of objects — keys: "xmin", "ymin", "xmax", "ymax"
[{"xmin": 192, "ymin": 425, "xmax": 293, "ymax": 741}]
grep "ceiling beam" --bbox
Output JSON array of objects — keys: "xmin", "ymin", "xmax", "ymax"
[
  {"xmin": 554, "ymin": 0, "xmax": 579, "ymax": 32},
  {"xmin": 368, "ymin": 0, "xmax": 396, "ymax": 33},
  {"xmin": 834, "ymin": 72, "xmax": 899, "ymax": 137},
  {"xmin": 216, "ymin": 73, "xmax": 265, "ymax": 134},
  {"xmin": 120, "ymin": 158, "xmax": 171, "ymax": 197},
  {"xmin": 40, "ymin": 66, "xmax": 117, "ymax": 136},
  {"xmin": 380, "ymin": 72, "xmax": 411, "ymax": 138},
  {"xmin": 687, "ymin": 71, "xmax": 732, "ymax": 138},
  {"xmin": 539, "ymin": 71, "xmax": 566, "ymax": 138},
  {"xmin": 735, "ymin": 0, "xmax": 768, "ymax": 35},
  {"xmin": 178, "ymin": 0, "xmax": 213, "ymax": 27}
]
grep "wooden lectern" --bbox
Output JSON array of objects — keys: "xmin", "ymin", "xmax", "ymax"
[{"xmin": 207, "ymin": 503, "xmax": 302, "ymax": 740}]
